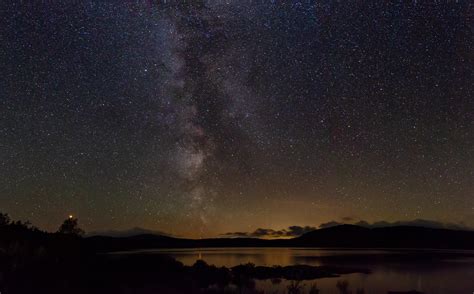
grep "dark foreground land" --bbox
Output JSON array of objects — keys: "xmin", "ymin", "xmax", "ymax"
[
  {"xmin": 1, "ymin": 223, "xmax": 474, "ymax": 293},
  {"xmin": 1, "ymin": 250, "xmax": 370, "ymax": 294},
  {"xmin": 0, "ymin": 225, "xmax": 369, "ymax": 293}
]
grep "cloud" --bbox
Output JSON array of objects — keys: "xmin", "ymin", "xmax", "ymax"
[
  {"xmin": 341, "ymin": 216, "xmax": 355, "ymax": 222},
  {"xmin": 222, "ymin": 225, "xmax": 317, "ymax": 238},
  {"xmin": 353, "ymin": 220, "xmax": 370, "ymax": 227},
  {"xmin": 221, "ymin": 219, "xmax": 473, "ymax": 239},
  {"xmin": 286, "ymin": 226, "xmax": 317, "ymax": 236},
  {"xmin": 221, "ymin": 231, "xmax": 249, "ymax": 237},
  {"xmin": 319, "ymin": 221, "xmax": 343, "ymax": 229},
  {"xmin": 86, "ymin": 227, "xmax": 174, "ymax": 238},
  {"xmin": 364, "ymin": 219, "xmax": 471, "ymax": 230}
]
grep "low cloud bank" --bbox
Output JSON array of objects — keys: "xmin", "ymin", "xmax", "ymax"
[
  {"xmin": 223, "ymin": 219, "xmax": 471, "ymax": 239},
  {"xmin": 222, "ymin": 225, "xmax": 317, "ymax": 238},
  {"xmin": 319, "ymin": 219, "xmax": 471, "ymax": 231}
]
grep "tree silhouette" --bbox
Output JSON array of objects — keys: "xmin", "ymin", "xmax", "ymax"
[
  {"xmin": 0, "ymin": 212, "xmax": 11, "ymax": 226},
  {"xmin": 58, "ymin": 216, "xmax": 85, "ymax": 236}
]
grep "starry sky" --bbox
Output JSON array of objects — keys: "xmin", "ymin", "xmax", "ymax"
[{"xmin": 1, "ymin": 1, "xmax": 473, "ymax": 238}]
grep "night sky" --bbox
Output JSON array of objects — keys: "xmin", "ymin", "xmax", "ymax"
[{"xmin": 1, "ymin": 1, "xmax": 472, "ymax": 238}]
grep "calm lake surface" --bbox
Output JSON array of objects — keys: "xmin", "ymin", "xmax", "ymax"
[{"xmin": 123, "ymin": 247, "xmax": 474, "ymax": 293}]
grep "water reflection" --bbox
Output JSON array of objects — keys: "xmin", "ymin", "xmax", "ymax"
[{"xmin": 145, "ymin": 247, "xmax": 474, "ymax": 294}]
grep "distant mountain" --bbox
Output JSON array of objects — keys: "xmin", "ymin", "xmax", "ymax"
[
  {"xmin": 85, "ymin": 225, "xmax": 474, "ymax": 252},
  {"xmin": 87, "ymin": 227, "xmax": 174, "ymax": 238},
  {"xmin": 353, "ymin": 219, "xmax": 471, "ymax": 231},
  {"xmin": 294, "ymin": 224, "xmax": 474, "ymax": 249},
  {"xmin": 318, "ymin": 219, "xmax": 472, "ymax": 231},
  {"xmin": 86, "ymin": 234, "xmax": 278, "ymax": 252}
]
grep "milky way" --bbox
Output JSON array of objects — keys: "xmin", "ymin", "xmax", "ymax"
[{"xmin": 1, "ymin": 1, "xmax": 472, "ymax": 237}]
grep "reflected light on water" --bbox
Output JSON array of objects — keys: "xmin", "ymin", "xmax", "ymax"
[{"xmin": 146, "ymin": 247, "xmax": 474, "ymax": 294}]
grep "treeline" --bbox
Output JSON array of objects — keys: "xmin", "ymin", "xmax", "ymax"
[
  {"xmin": 0, "ymin": 212, "xmax": 84, "ymax": 236},
  {"xmin": 0, "ymin": 211, "xmax": 88, "ymax": 287}
]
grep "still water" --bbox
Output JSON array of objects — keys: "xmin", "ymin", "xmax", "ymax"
[{"xmin": 143, "ymin": 247, "xmax": 474, "ymax": 294}]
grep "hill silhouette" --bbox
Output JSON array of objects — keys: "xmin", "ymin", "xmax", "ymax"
[
  {"xmin": 293, "ymin": 224, "xmax": 474, "ymax": 248},
  {"xmin": 86, "ymin": 224, "xmax": 474, "ymax": 252},
  {"xmin": 86, "ymin": 227, "xmax": 175, "ymax": 238}
]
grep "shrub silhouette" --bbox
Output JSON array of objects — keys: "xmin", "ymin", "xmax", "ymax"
[{"xmin": 0, "ymin": 212, "xmax": 11, "ymax": 226}]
